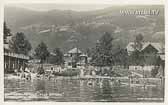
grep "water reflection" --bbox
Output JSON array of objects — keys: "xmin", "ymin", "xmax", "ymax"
[
  {"xmin": 4, "ymin": 77, "xmax": 164, "ymax": 102},
  {"xmin": 35, "ymin": 79, "xmax": 49, "ymax": 96}
]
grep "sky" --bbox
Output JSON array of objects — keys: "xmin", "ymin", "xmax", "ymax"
[
  {"xmin": 5, "ymin": 4, "xmax": 114, "ymax": 11},
  {"xmin": 4, "ymin": 0, "xmax": 164, "ymax": 11}
]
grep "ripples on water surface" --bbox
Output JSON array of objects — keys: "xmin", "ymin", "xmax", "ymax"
[{"xmin": 4, "ymin": 77, "xmax": 164, "ymax": 102}]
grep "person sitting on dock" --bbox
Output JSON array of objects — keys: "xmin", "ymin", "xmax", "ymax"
[
  {"xmin": 14, "ymin": 67, "xmax": 20, "ymax": 76},
  {"xmin": 25, "ymin": 67, "xmax": 31, "ymax": 80}
]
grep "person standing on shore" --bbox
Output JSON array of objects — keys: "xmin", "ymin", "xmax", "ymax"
[{"xmin": 20, "ymin": 66, "xmax": 25, "ymax": 79}]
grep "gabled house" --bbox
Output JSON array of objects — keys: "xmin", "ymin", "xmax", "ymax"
[
  {"xmin": 64, "ymin": 47, "xmax": 88, "ymax": 68},
  {"xmin": 126, "ymin": 42, "xmax": 164, "ymax": 56},
  {"xmin": 126, "ymin": 42, "xmax": 164, "ymax": 77}
]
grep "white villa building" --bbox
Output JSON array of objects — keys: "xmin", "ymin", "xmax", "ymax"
[
  {"xmin": 4, "ymin": 44, "xmax": 29, "ymax": 73},
  {"xmin": 64, "ymin": 47, "xmax": 88, "ymax": 68}
]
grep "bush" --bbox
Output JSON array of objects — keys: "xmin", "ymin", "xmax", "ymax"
[
  {"xmin": 151, "ymin": 67, "xmax": 159, "ymax": 77},
  {"xmin": 37, "ymin": 66, "xmax": 45, "ymax": 75}
]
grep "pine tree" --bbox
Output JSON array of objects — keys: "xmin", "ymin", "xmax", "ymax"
[
  {"xmin": 49, "ymin": 48, "xmax": 64, "ymax": 65},
  {"xmin": 92, "ymin": 32, "xmax": 114, "ymax": 66},
  {"xmin": 34, "ymin": 41, "xmax": 50, "ymax": 64},
  {"xmin": 130, "ymin": 33, "xmax": 144, "ymax": 65},
  {"xmin": 134, "ymin": 33, "xmax": 144, "ymax": 50},
  {"xmin": 3, "ymin": 22, "xmax": 12, "ymax": 44},
  {"xmin": 9, "ymin": 32, "xmax": 31, "ymax": 55}
]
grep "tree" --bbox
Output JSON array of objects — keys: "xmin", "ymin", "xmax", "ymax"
[
  {"xmin": 130, "ymin": 33, "xmax": 144, "ymax": 65},
  {"xmin": 136, "ymin": 33, "xmax": 144, "ymax": 43},
  {"xmin": 3, "ymin": 22, "xmax": 12, "ymax": 44},
  {"xmin": 129, "ymin": 49, "xmax": 141, "ymax": 65},
  {"xmin": 91, "ymin": 32, "xmax": 114, "ymax": 66},
  {"xmin": 86, "ymin": 48, "xmax": 91, "ymax": 57},
  {"xmin": 9, "ymin": 32, "xmax": 32, "ymax": 55},
  {"xmin": 34, "ymin": 41, "xmax": 50, "ymax": 64},
  {"xmin": 113, "ymin": 49, "xmax": 129, "ymax": 67},
  {"xmin": 37, "ymin": 66, "xmax": 45, "ymax": 75},
  {"xmin": 49, "ymin": 48, "xmax": 64, "ymax": 65},
  {"xmin": 151, "ymin": 66, "xmax": 159, "ymax": 77},
  {"xmin": 134, "ymin": 33, "xmax": 144, "ymax": 50}
]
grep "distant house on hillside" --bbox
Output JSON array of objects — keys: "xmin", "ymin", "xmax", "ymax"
[{"xmin": 64, "ymin": 47, "xmax": 88, "ymax": 68}]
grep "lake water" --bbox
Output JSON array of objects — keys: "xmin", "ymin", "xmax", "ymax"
[{"xmin": 4, "ymin": 76, "xmax": 164, "ymax": 102}]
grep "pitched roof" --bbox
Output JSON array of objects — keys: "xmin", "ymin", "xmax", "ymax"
[
  {"xmin": 4, "ymin": 44, "xmax": 29, "ymax": 60},
  {"xmin": 126, "ymin": 42, "xmax": 164, "ymax": 53},
  {"xmin": 80, "ymin": 54, "xmax": 88, "ymax": 57},
  {"xmin": 68, "ymin": 48, "xmax": 82, "ymax": 54},
  {"xmin": 142, "ymin": 43, "xmax": 163, "ymax": 53},
  {"xmin": 4, "ymin": 52, "xmax": 29, "ymax": 60}
]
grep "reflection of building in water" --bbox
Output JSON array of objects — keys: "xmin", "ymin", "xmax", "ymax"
[
  {"xmin": 35, "ymin": 79, "xmax": 49, "ymax": 96},
  {"xmin": 64, "ymin": 47, "xmax": 88, "ymax": 68},
  {"xmin": 4, "ymin": 44, "xmax": 29, "ymax": 73},
  {"xmin": 79, "ymin": 80, "xmax": 85, "ymax": 101}
]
